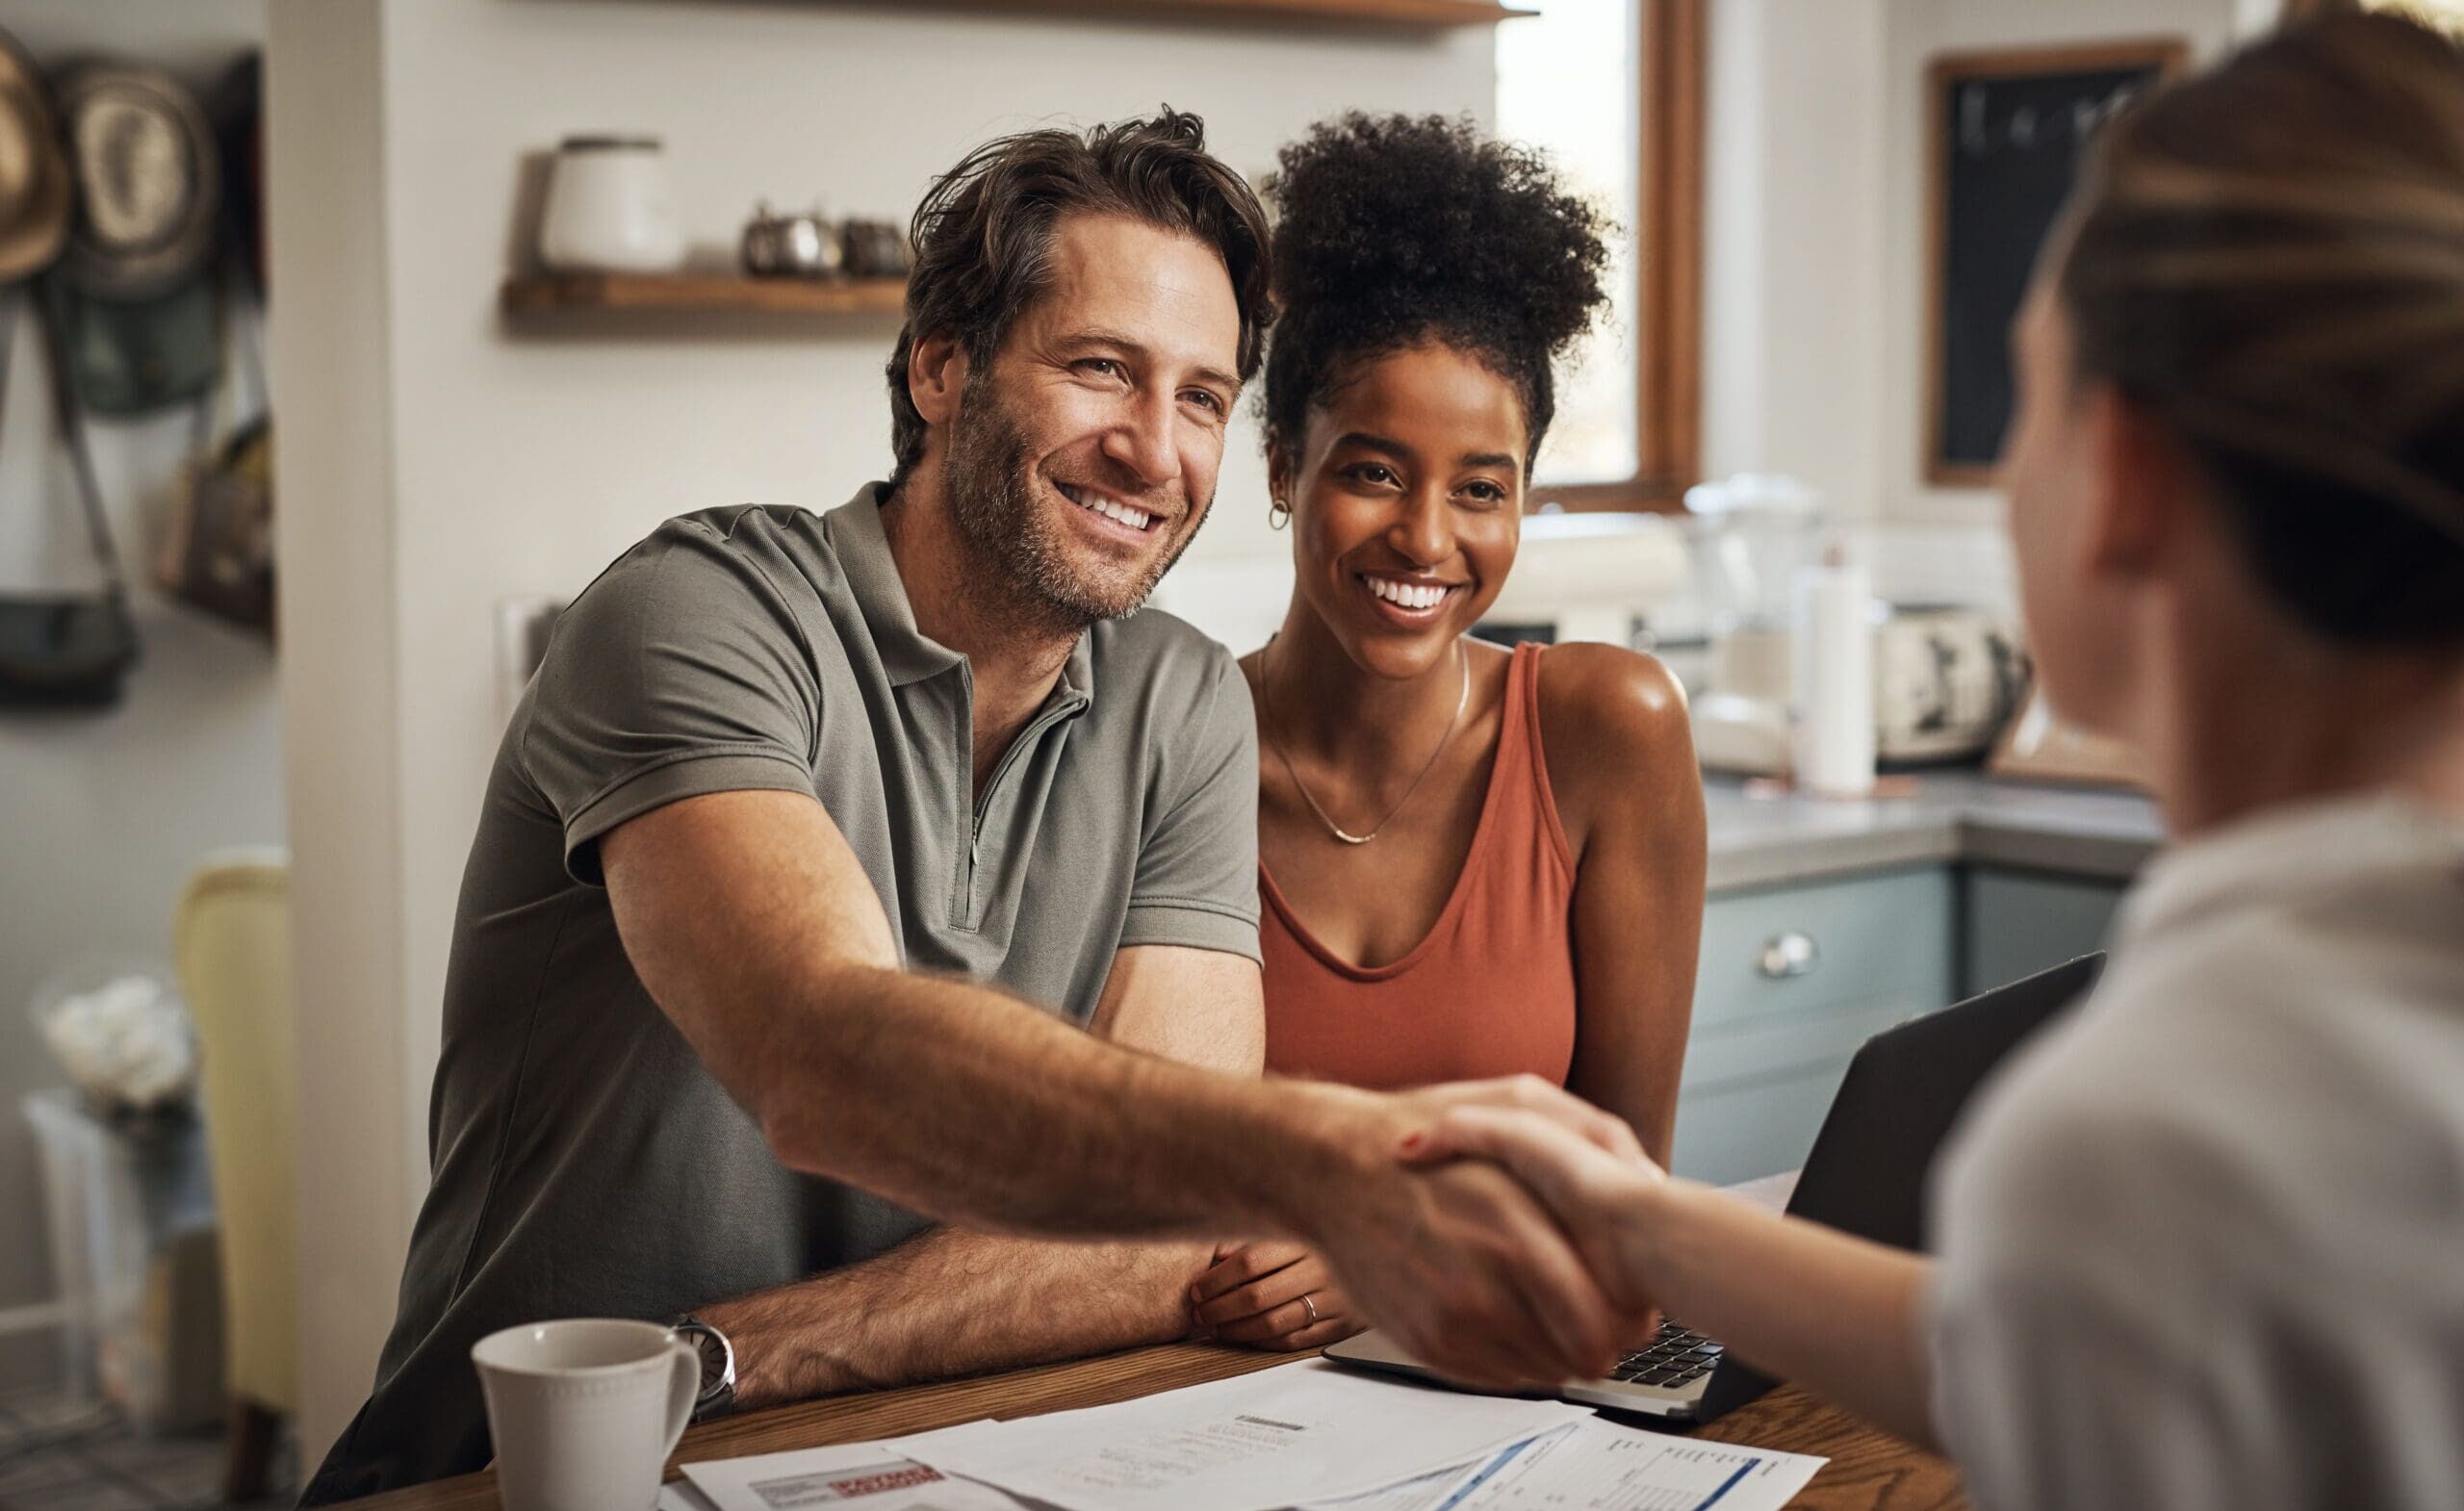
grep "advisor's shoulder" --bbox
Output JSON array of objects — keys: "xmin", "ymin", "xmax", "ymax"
[
  {"xmin": 1938, "ymin": 951, "xmax": 2334, "ymax": 1265},
  {"xmin": 1535, "ymin": 641, "xmax": 1692, "ymax": 761}
]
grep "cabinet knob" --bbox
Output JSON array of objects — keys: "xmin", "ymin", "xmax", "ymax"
[{"xmin": 1758, "ymin": 932, "xmax": 1819, "ymax": 979}]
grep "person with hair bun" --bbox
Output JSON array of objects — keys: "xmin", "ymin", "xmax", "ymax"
[
  {"xmin": 1190, "ymin": 115, "xmax": 1708, "ymax": 1352},
  {"xmin": 1403, "ymin": 14, "xmax": 2464, "ymax": 1509}
]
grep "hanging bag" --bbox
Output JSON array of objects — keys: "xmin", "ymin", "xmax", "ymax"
[
  {"xmin": 157, "ymin": 256, "xmax": 271, "ymax": 634},
  {"xmin": 0, "ymin": 281, "xmax": 142, "ymax": 708}
]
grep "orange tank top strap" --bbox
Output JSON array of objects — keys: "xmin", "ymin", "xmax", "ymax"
[{"xmin": 1509, "ymin": 640, "xmax": 1578, "ymax": 877}]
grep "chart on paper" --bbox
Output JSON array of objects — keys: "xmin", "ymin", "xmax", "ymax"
[{"xmin": 1446, "ymin": 1420, "xmax": 1825, "ymax": 1511}]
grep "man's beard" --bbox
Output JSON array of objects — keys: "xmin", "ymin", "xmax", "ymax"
[{"xmin": 942, "ymin": 377, "xmax": 1202, "ymax": 628}]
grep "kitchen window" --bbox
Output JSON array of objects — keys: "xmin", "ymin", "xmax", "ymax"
[{"xmin": 1498, "ymin": 0, "xmax": 1704, "ymax": 510}]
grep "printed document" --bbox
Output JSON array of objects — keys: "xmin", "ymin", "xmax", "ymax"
[
  {"xmin": 1449, "ymin": 1419, "xmax": 1824, "ymax": 1511},
  {"xmin": 680, "ymin": 1441, "xmax": 1038, "ymax": 1511},
  {"xmin": 899, "ymin": 1360, "xmax": 1591, "ymax": 1511},
  {"xmin": 1302, "ymin": 1427, "xmax": 1565, "ymax": 1511}
]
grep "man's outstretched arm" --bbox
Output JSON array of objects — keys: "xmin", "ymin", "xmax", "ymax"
[
  {"xmin": 690, "ymin": 946, "xmax": 1263, "ymax": 1407},
  {"xmin": 601, "ymin": 788, "xmax": 1634, "ymax": 1390}
]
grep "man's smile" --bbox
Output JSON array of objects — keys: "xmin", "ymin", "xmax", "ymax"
[{"xmin": 1054, "ymin": 479, "xmax": 1162, "ymax": 534}]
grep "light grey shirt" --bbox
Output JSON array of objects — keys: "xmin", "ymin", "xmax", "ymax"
[
  {"xmin": 1929, "ymin": 793, "xmax": 2464, "ymax": 1511},
  {"xmin": 304, "ymin": 487, "xmax": 1261, "ymax": 1502}
]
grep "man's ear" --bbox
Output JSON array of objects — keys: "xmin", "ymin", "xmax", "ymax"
[
  {"xmin": 908, "ymin": 332, "xmax": 968, "ymax": 428},
  {"xmin": 2082, "ymin": 389, "xmax": 2192, "ymax": 580}
]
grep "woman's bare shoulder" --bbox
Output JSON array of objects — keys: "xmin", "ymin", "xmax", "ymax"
[{"xmin": 1533, "ymin": 642, "xmax": 1699, "ymax": 839}]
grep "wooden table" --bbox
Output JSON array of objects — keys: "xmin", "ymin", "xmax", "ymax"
[{"xmin": 335, "ymin": 1342, "xmax": 1968, "ymax": 1510}]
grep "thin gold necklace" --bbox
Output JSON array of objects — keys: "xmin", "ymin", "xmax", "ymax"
[{"xmin": 1261, "ymin": 635, "xmax": 1470, "ymax": 845}]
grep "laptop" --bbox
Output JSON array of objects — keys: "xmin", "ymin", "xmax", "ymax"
[{"xmin": 1324, "ymin": 952, "xmax": 2105, "ymax": 1425}]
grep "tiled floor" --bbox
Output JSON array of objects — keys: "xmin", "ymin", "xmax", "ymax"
[{"xmin": 0, "ymin": 1387, "xmax": 294, "ymax": 1511}]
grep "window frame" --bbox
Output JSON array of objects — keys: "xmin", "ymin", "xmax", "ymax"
[{"xmin": 1526, "ymin": 0, "xmax": 1707, "ymax": 514}]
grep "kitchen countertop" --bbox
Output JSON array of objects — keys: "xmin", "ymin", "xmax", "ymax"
[{"xmin": 1705, "ymin": 771, "xmax": 2165, "ymax": 892}]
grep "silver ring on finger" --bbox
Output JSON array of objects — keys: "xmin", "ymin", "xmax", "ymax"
[{"xmin": 1301, "ymin": 1293, "xmax": 1320, "ymax": 1328}]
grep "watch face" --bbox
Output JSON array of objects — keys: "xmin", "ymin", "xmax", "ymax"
[{"xmin": 683, "ymin": 1324, "xmax": 729, "ymax": 1395}]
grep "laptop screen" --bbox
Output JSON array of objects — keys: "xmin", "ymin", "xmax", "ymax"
[{"xmin": 1790, "ymin": 951, "xmax": 2105, "ymax": 1251}]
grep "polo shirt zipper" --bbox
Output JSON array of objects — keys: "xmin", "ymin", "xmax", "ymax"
[{"xmin": 957, "ymin": 697, "xmax": 1085, "ymax": 930}]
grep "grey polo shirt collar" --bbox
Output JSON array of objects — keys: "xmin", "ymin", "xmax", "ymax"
[{"xmin": 827, "ymin": 484, "xmax": 1096, "ymax": 711}]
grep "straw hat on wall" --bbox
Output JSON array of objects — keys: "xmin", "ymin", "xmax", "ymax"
[
  {"xmin": 55, "ymin": 60, "xmax": 218, "ymax": 300},
  {"xmin": 0, "ymin": 28, "xmax": 71, "ymax": 284}
]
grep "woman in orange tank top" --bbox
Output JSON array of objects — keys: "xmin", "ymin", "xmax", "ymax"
[{"xmin": 1189, "ymin": 116, "xmax": 1707, "ymax": 1352}]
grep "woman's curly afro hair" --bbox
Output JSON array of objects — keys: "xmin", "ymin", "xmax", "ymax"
[{"xmin": 1263, "ymin": 113, "xmax": 1612, "ymax": 470}]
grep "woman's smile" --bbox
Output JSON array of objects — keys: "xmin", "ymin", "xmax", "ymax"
[{"xmin": 1356, "ymin": 571, "xmax": 1467, "ymax": 624}]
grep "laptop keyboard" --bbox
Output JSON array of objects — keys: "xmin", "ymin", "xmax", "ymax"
[{"xmin": 1607, "ymin": 1320, "xmax": 1723, "ymax": 1389}]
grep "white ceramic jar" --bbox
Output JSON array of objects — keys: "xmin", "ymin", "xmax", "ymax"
[{"xmin": 537, "ymin": 135, "xmax": 684, "ymax": 274}]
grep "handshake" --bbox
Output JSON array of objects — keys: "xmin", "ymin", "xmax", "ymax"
[{"xmin": 1259, "ymin": 1075, "xmax": 1677, "ymax": 1391}]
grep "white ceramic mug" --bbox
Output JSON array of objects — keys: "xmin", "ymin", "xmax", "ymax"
[{"xmin": 473, "ymin": 1318, "xmax": 700, "ymax": 1511}]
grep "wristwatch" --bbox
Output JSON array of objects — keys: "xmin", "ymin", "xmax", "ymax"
[{"xmin": 672, "ymin": 1316, "xmax": 736, "ymax": 1421}]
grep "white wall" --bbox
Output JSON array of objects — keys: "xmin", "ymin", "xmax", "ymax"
[
  {"xmin": 1699, "ymin": 0, "xmax": 1888, "ymax": 521},
  {"xmin": 270, "ymin": 0, "xmax": 1494, "ymax": 1463},
  {"xmin": 0, "ymin": 0, "xmax": 279, "ymax": 1393}
]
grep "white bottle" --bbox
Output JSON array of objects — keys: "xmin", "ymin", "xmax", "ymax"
[{"xmin": 1792, "ymin": 538, "xmax": 1876, "ymax": 798}]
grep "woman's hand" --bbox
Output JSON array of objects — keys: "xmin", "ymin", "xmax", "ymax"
[{"xmin": 1190, "ymin": 1240, "xmax": 1366, "ymax": 1351}]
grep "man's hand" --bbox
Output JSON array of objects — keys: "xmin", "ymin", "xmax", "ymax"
[
  {"xmin": 1269, "ymin": 1076, "xmax": 1664, "ymax": 1390},
  {"xmin": 1401, "ymin": 1099, "xmax": 1669, "ymax": 1319},
  {"xmin": 1194, "ymin": 1085, "xmax": 1630, "ymax": 1356},
  {"xmin": 1395, "ymin": 1075, "xmax": 1651, "ymax": 1165},
  {"xmin": 1405, "ymin": 1093, "xmax": 1944, "ymax": 1449}
]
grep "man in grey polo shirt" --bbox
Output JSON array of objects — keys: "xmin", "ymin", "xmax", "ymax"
[{"xmin": 305, "ymin": 110, "xmax": 1630, "ymax": 1503}]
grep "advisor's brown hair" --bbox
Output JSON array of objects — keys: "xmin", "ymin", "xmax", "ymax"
[
  {"xmin": 884, "ymin": 109, "xmax": 1274, "ymax": 491},
  {"xmin": 2060, "ymin": 11, "xmax": 2464, "ymax": 647}
]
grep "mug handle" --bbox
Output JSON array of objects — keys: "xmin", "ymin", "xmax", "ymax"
[{"xmin": 660, "ymin": 1337, "xmax": 702, "ymax": 1460}]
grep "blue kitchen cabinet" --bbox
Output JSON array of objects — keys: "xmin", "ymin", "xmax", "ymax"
[
  {"xmin": 1670, "ymin": 865, "xmax": 1955, "ymax": 1186},
  {"xmin": 1962, "ymin": 866, "xmax": 2125, "ymax": 1000}
]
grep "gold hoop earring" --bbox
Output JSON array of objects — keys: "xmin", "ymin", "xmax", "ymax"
[{"xmin": 1269, "ymin": 498, "xmax": 1292, "ymax": 530}]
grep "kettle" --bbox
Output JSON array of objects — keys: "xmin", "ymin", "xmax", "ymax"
[{"xmin": 740, "ymin": 201, "xmax": 843, "ymax": 279}]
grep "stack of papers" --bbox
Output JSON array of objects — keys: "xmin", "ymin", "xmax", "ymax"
[
  {"xmin": 665, "ymin": 1361, "xmax": 1825, "ymax": 1511},
  {"xmin": 896, "ymin": 1361, "xmax": 1588, "ymax": 1511}
]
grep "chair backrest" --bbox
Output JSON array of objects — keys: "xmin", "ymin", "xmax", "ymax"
[{"xmin": 172, "ymin": 848, "xmax": 296, "ymax": 1415}]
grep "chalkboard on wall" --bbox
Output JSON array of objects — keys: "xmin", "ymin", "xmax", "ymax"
[{"xmin": 1926, "ymin": 39, "xmax": 2188, "ymax": 485}]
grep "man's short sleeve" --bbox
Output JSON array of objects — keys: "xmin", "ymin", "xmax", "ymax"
[
  {"xmin": 522, "ymin": 520, "xmax": 823, "ymax": 884},
  {"xmin": 1118, "ymin": 647, "xmax": 1261, "ymax": 962}
]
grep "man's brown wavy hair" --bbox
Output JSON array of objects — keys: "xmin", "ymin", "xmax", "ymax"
[{"xmin": 884, "ymin": 108, "xmax": 1275, "ymax": 491}]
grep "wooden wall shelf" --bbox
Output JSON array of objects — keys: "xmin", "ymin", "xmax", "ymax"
[
  {"xmin": 500, "ymin": 273, "xmax": 908, "ymax": 319},
  {"xmin": 898, "ymin": 0, "xmax": 1530, "ymax": 25}
]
